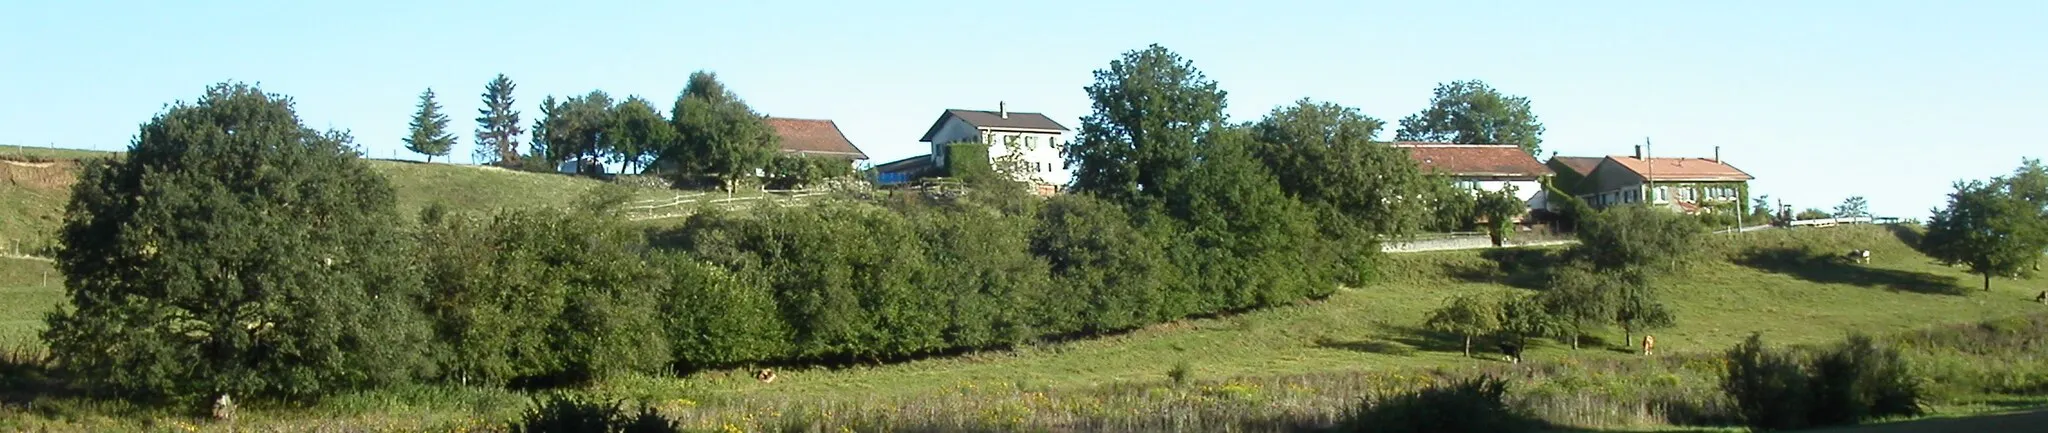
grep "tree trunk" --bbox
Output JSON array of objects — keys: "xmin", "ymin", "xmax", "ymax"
[
  {"xmin": 1463, "ymin": 335, "xmax": 1472, "ymax": 358},
  {"xmin": 1985, "ymin": 272, "xmax": 1992, "ymax": 292},
  {"xmin": 1570, "ymin": 333, "xmax": 1580, "ymax": 350},
  {"xmin": 1623, "ymin": 327, "xmax": 1633, "ymax": 351}
]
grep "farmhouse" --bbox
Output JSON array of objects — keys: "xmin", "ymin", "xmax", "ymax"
[
  {"xmin": 1551, "ymin": 146, "xmax": 1752, "ymax": 213},
  {"xmin": 765, "ymin": 117, "xmax": 868, "ymax": 162},
  {"xmin": 1393, "ymin": 142, "xmax": 1554, "ymax": 214},
  {"xmin": 878, "ymin": 103, "xmax": 1070, "ymax": 190}
]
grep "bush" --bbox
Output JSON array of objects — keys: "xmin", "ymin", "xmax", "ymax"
[
  {"xmin": 509, "ymin": 394, "xmax": 682, "ymax": 433},
  {"xmin": 1030, "ymin": 195, "xmax": 1170, "ymax": 335},
  {"xmin": 651, "ymin": 253, "xmax": 790, "ymax": 372},
  {"xmin": 1721, "ymin": 333, "xmax": 1924, "ymax": 431},
  {"xmin": 43, "ymin": 83, "xmax": 432, "ymax": 402},
  {"xmin": 1166, "ymin": 130, "xmax": 1336, "ymax": 312},
  {"xmin": 1335, "ymin": 376, "xmax": 1545, "ymax": 433},
  {"xmin": 764, "ymin": 154, "xmax": 853, "ymax": 190},
  {"xmin": 1722, "ymin": 334, "xmax": 1812, "ymax": 431},
  {"xmin": 417, "ymin": 206, "xmax": 668, "ymax": 385},
  {"xmin": 894, "ymin": 198, "xmax": 1048, "ymax": 349}
]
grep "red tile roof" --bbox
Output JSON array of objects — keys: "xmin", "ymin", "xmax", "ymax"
[
  {"xmin": 1393, "ymin": 143, "xmax": 1553, "ymax": 178},
  {"xmin": 1606, "ymin": 156, "xmax": 1752, "ymax": 181},
  {"xmin": 766, "ymin": 117, "xmax": 868, "ymax": 160}
]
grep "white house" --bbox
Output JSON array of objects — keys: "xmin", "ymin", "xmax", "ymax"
[
  {"xmin": 916, "ymin": 103, "xmax": 1071, "ymax": 188},
  {"xmin": 1393, "ymin": 142, "xmax": 1553, "ymax": 214}
]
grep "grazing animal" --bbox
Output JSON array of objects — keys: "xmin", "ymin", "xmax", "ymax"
[
  {"xmin": 2036, "ymin": 291, "xmax": 2046, "ymax": 304},
  {"xmin": 1497, "ymin": 342, "xmax": 1523, "ymax": 364},
  {"xmin": 1642, "ymin": 335, "xmax": 1656, "ymax": 356},
  {"xmin": 1845, "ymin": 249, "xmax": 1872, "ymax": 264},
  {"xmin": 212, "ymin": 394, "xmax": 237, "ymax": 422},
  {"xmin": 755, "ymin": 368, "xmax": 776, "ymax": 384}
]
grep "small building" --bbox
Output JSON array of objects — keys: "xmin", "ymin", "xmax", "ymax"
[
  {"xmin": 1563, "ymin": 146, "xmax": 1752, "ymax": 213},
  {"xmin": 887, "ymin": 102, "xmax": 1070, "ymax": 189},
  {"xmin": 765, "ymin": 117, "xmax": 868, "ymax": 162},
  {"xmin": 1394, "ymin": 142, "xmax": 1554, "ymax": 213}
]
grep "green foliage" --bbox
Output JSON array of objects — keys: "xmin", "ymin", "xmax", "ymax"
[
  {"xmin": 1543, "ymin": 177, "xmax": 1595, "ymax": 233},
  {"xmin": 1030, "ymin": 194, "xmax": 1170, "ymax": 334},
  {"xmin": 45, "ymin": 83, "xmax": 432, "ymax": 401},
  {"xmin": 1610, "ymin": 269, "xmax": 1674, "ymax": 344},
  {"xmin": 1335, "ymin": 376, "xmax": 1545, "ymax": 433},
  {"xmin": 1067, "ymin": 44, "xmax": 1227, "ymax": 206},
  {"xmin": 1536, "ymin": 264, "xmax": 1616, "ymax": 350},
  {"xmin": 1475, "ymin": 185, "xmax": 1524, "ymax": 246},
  {"xmin": 668, "ymin": 71, "xmax": 776, "ymax": 192},
  {"xmin": 1494, "ymin": 292, "xmax": 1559, "ymax": 353},
  {"xmin": 894, "ymin": 199, "xmax": 1047, "ymax": 348},
  {"xmin": 1422, "ymin": 176, "xmax": 1479, "ymax": 232},
  {"xmin": 649, "ymin": 253, "xmax": 788, "ymax": 371},
  {"xmin": 608, "ymin": 96, "xmax": 675, "ymax": 174},
  {"xmin": 1721, "ymin": 333, "xmax": 1925, "ymax": 431},
  {"xmin": 1167, "ymin": 360, "xmax": 1194, "ymax": 387},
  {"xmin": 1425, "ymin": 295, "xmax": 1499, "ymax": 357},
  {"xmin": 1251, "ymin": 99, "xmax": 1427, "ymax": 236},
  {"xmin": 535, "ymin": 91, "xmax": 617, "ymax": 174},
  {"xmin": 1166, "ymin": 128, "xmax": 1336, "ymax": 311},
  {"xmin": 404, "ymin": 88, "xmax": 457, "ymax": 161},
  {"xmin": 941, "ymin": 141, "xmax": 994, "ymax": 181},
  {"xmin": 1572, "ymin": 205, "xmax": 1705, "ymax": 272},
  {"xmin": 1795, "ymin": 208, "xmax": 1832, "ymax": 220},
  {"xmin": 415, "ymin": 206, "xmax": 668, "ymax": 385},
  {"xmin": 508, "ymin": 394, "xmax": 682, "ymax": 433},
  {"xmin": 763, "ymin": 155, "xmax": 853, "ymax": 190},
  {"xmin": 1833, "ymin": 196, "xmax": 1870, "ymax": 218},
  {"xmin": 475, "ymin": 74, "xmax": 524, "ymax": 165},
  {"xmin": 1923, "ymin": 172, "xmax": 2048, "ymax": 291},
  {"xmin": 1723, "ymin": 334, "xmax": 1814, "ymax": 431},
  {"xmin": 1395, "ymin": 80, "xmax": 1546, "ymax": 156}
]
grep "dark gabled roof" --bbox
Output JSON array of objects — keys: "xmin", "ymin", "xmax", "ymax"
[
  {"xmin": 765, "ymin": 117, "xmax": 868, "ymax": 160},
  {"xmin": 1549, "ymin": 156, "xmax": 1605, "ymax": 176},
  {"xmin": 871, "ymin": 154, "xmax": 934, "ymax": 173},
  {"xmin": 1392, "ymin": 142, "xmax": 1553, "ymax": 178},
  {"xmin": 918, "ymin": 109, "xmax": 1069, "ymax": 142},
  {"xmin": 1605, "ymin": 156, "xmax": 1753, "ymax": 181}
]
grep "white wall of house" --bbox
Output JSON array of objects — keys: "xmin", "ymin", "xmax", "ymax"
[
  {"xmin": 1453, "ymin": 178, "xmax": 1546, "ymax": 208},
  {"xmin": 927, "ymin": 118, "xmax": 1070, "ymax": 187}
]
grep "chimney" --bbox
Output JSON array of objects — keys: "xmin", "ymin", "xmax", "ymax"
[
  {"xmin": 1713, "ymin": 146, "xmax": 1721, "ymax": 163},
  {"xmin": 1634, "ymin": 145, "xmax": 1643, "ymax": 160},
  {"xmin": 999, "ymin": 101, "xmax": 1008, "ymax": 119}
]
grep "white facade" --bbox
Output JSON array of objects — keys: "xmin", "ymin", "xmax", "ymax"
[
  {"xmin": 1452, "ymin": 178, "xmax": 1549, "ymax": 211},
  {"xmin": 927, "ymin": 117, "xmax": 1070, "ymax": 187}
]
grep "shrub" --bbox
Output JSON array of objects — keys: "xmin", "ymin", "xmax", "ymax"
[
  {"xmin": 417, "ymin": 206, "xmax": 668, "ymax": 385},
  {"xmin": 1807, "ymin": 335, "xmax": 1923, "ymax": 425},
  {"xmin": 1166, "ymin": 129, "xmax": 1335, "ymax": 312},
  {"xmin": 509, "ymin": 394, "xmax": 682, "ymax": 433},
  {"xmin": 1721, "ymin": 333, "xmax": 1924, "ymax": 431},
  {"xmin": 1030, "ymin": 194, "xmax": 1170, "ymax": 335},
  {"xmin": 1335, "ymin": 376, "xmax": 1545, "ymax": 433},
  {"xmin": 1168, "ymin": 361, "xmax": 1194, "ymax": 387},
  {"xmin": 764, "ymin": 154, "xmax": 853, "ymax": 190},
  {"xmin": 651, "ymin": 253, "xmax": 790, "ymax": 372},
  {"xmin": 44, "ymin": 83, "xmax": 432, "ymax": 402},
  {"xmin": 1722, "ymin": 334, "xmax": 1812, "ymax": 431},
  {"xmin": 895, "ymin": 198, "xmax": 1049, "ymax": 349}
]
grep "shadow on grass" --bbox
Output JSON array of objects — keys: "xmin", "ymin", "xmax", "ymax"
[
  {"xmin": 1735, "ymin": 247, "xmax": 1966, "ymax": 295},
  {"xmin": 1383, "ymin": 325, "xmax": 1498, "ymax": 359},
  {"xmin": 1884, "ymin": 224, "xmax": 1925, "ymax": 253},
  {"xmin": 1312, "ymin": 336, "xmax": 1417, "ymax": 356}
]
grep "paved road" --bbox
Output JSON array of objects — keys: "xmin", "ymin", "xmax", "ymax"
[{"xmin": 1808, "ymin": 409, "xmax": 2048, "ymax": 433}]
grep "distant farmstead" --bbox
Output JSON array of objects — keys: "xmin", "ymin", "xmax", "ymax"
[
  {"xmin": 765, "ymin": 117, "xmax": 868, "ymax": 161},
  {"xmin": 1393, "ymin": 142, "xmax": 1554, "ymax": 214},
  {"xmin": 1548, "ymin": 145, "xmax": 1752, "ymax": 213},
  {"xmin": 877, "ymin": 102, "xmax": 1070, "ymax": 192}
]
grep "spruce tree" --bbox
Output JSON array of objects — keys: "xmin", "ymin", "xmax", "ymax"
[
  {"xmin": 403, "ymin": 88, "xmax": 457, "ymax": 162},
  {"xmin": 475, "ymin": 74, "xmax": 524, "ymax": 165}
]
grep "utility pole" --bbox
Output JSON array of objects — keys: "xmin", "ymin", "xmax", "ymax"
[{"xmin": 1644, "ymin": 137, "xmax": 1654, "ymax": 204}]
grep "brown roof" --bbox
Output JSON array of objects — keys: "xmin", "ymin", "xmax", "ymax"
[
  {"xmin": 919, "ymin": 109, "xmax": 1069, "ymax": 142},
  {"xmin": 1605, "ymin": 156, "xmax": 1752, "ymax": 181},
  {"xmin": 1393, "ymin": 143, "xmax": 1553, "ymax": 178},
  {"xmin": 1550, "ymin": 156, "xmax": 1604, "ymax": 176},
  {"xmin": 766, "ymin": 117, "xmax": 867, "ymax": 160}
]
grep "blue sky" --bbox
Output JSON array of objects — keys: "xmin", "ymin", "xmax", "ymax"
[{"xmin": 3, "ymin": 1, "xmax": 2043, "ymax": 218}]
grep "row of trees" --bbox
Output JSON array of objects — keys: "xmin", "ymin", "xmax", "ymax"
[
  {"xmin": 1428, "ymin": 205, "xmax": 1705, "ymax": 358},
  {"xmin": 43, "ymin": 44, "xmax": 1556, "ymax": 403},
  {"xmin": 404, "ymin": 72, "xmax": 792, "ymax": 189}
]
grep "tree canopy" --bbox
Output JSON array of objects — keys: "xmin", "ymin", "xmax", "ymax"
[
  {"xmin": 609, "ymin": 96, "xmax": 674, "ymax": 174},
  {"xmin": 668, "ymin": 71, "xmax": 776, "ymax": 191},
  {"xmin": 1066, "ymin": 44, "xmax": 1228, "ymax": 206},
  {"xmin": 1922, "ymin": 166, "xmax": 2048, "ymax": 291},
  {"xmin": 1395, "ymin": 80, "xmax": 1546, "ymax": 156},
  {"xmin": 1251, "ymin": 99, "xmax": 1430, "ymax": 235},
  {"xmin": 1834, "ymin": 196, "xmax": 1870, "ymax": 218},
  {"xmin": 403, "ymin": 88, "xmax": 456, "ymax": 161},
  {"xmin": 45, "ymin": 83, "xmax": 431, "ymax": 401}
]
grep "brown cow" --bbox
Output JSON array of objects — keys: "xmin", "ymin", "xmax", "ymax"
[{"xmin": 1642, "ymin": 335, "xmax": 1656, "ymax": 356}]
